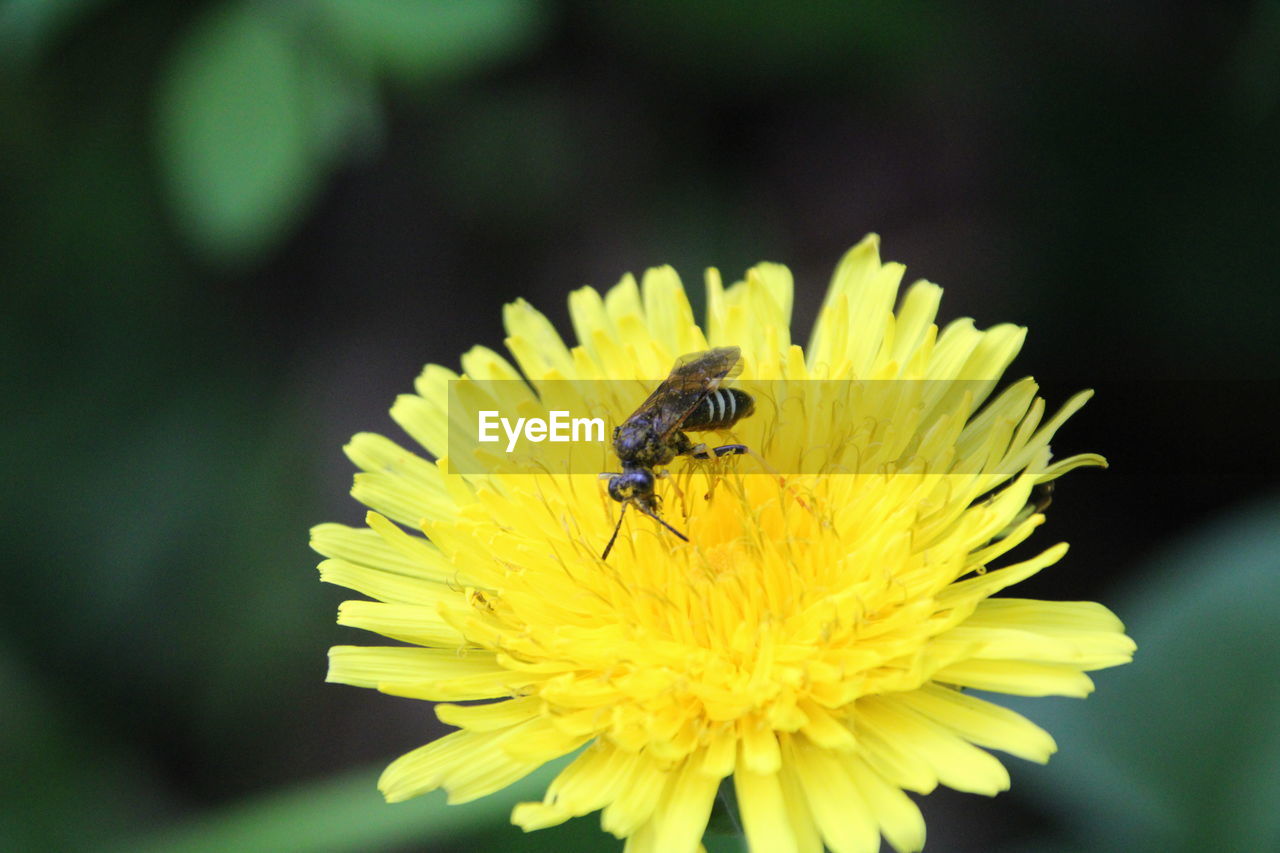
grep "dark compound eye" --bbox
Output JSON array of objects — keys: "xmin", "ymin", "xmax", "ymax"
[
  {"xmin": 607, "ymin": 476, "xmax": 630, "ymax": 501},
  {"xmin": 608, "ymin": 470, "xmax": 655, "ymax": 502}
]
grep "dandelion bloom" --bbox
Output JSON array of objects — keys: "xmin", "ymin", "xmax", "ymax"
[{"xmin": 315, "ymin": 235, "xmax": 1135, "ymax": 852}]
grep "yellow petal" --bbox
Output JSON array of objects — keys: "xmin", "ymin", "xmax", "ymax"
[
  {"xmin": 310, "ymin": 520, "xmax": 452, "ymax": 582},
  {"xmin": 857, "ymin": 697, "xmax": 1010, "ymax": 796},
  {"xmin": 336, "ymin": 599, "xmax": 464, "ymax": 647},
  {"xmin": 786, "ymin": 738, "xmax": 880, "ymax": 853},
  {"xmin": 378, "ymin": 723, "xmax": 553, "ymax": 804},
  {"xmin": 326, "ymin": 645, "xmax": 498, "ymax": 688},
  {"xmin": 895, "ymin": 684, "xmax": 1057, "ymax": 763},
  {"xmin": 512, "ymin": 740, "xmax": 633, "ymax": 830},
  {"xmin": 641, "ymin": 265, "xmax": 705, "ymax": 357},
  {"xmin": 600, "ymin": 752, "xmax": 672, "ymax": 838},
  {"xmin": 318, "ymin": 558, "xmax": 445, "ymax": 606},
  {"xmin": 735, "ymin": 762, "xmax": 801, "ymax": 853},
  {"xmin": 848, "ymin": 755, "xmax": 926, "ymax": 853},
  {"xmin": 646, "ymin": 752, "xmax": 721, "ymax": 853},
  {"xmin": 932, "ymin": 659, "xmax": 1097, "ymax": 697},
  {"xmin": 436, "ymin": 696, "xmax": 542, "ymax": 731},
  {"xmin": 739, "ymin": 716, "xmax": 782, "ymax": 774}
]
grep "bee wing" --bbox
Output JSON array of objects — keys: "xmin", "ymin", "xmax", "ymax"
[{"xmin": 626, "ymin": 347, "xmax": 742, "ymax": 440}]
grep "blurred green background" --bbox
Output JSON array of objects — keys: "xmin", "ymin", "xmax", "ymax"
[{"xmin": 3, "ymin": 1, "xmax": 1279, "ymax": 851}]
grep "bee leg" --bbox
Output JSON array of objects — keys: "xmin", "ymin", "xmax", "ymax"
[
  {"xmin": 696, "ymin": 445, "xmax": 750, "ymax": 500},
  {"xmin": 668, "ymin": 432, "xmax": 708, "ymax": 459},
  {"xmin": 711, "ymin": 444, "xmax": 749, "ymax": 457}
]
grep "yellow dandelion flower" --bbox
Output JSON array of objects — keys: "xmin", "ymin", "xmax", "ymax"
[{"xmin": 314, "ymin": 234, "xmax": 1135, "ymax": 853}]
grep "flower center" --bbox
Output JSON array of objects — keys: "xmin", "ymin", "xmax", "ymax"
[{"xmin": 458, "ymin": 468, "xmax": 947, "ymax": 754}]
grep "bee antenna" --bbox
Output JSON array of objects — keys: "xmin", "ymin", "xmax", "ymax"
[
  {"xmin": 601, "ymin": 503, "xmax": 628, "ymax": 560},
  {"xmin": 601, "ymin": 503, "xmax": 690, "ymax": 560},
  {"xmin": 636, "ymin": 504, "xmax": 689, "ymax": 543}
]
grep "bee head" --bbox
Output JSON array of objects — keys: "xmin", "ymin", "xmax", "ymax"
[{"xmin": 607, "ymin": 468, "xmax": 654, "ymax": 503}]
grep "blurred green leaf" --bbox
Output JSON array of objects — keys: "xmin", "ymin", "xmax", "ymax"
[
  {"xmin": 314, "ymin": 0, "xmax": 548, "ymax": 83},
  {"xmin": 155, "ymin": 0, "xmax": 549, "ymax": 265},
  {"xmin": 156, "ymin": 3, "xmax": 330, "ymax": 265},
  {"xmin": 111, "ymin": 755, "xmax": 581, "ymax": 853},
  {"xmin": 1001, "ymin": 494, "xmax": 1280, "ymax": 852}
]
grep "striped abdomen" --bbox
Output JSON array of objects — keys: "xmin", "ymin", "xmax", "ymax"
[{"xmin": 683, "ymin": 388, "xmax": 754, "ymax": 431}]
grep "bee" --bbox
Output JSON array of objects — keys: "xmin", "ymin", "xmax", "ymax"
[{"xmin": 601, "ymin": 346, "xmax": 755, "ymax": 558}]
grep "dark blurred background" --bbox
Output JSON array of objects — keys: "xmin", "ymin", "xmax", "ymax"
[{"xmin": 3, "ymin": 1, "xmax": 1278, "ymax": 851}]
